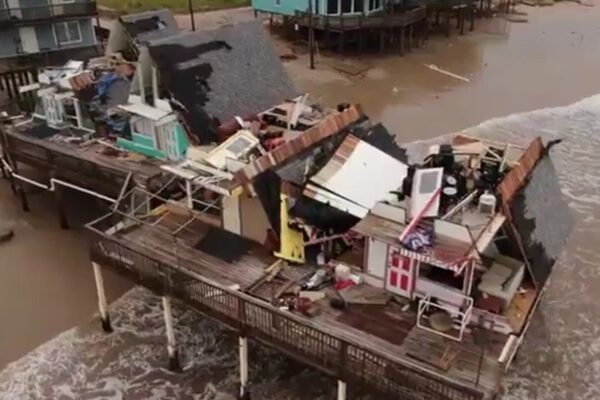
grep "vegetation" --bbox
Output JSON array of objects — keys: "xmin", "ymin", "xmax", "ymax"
[{"xmin": 98, "ymin": 0, "xmax": 249, "ymax": 14}]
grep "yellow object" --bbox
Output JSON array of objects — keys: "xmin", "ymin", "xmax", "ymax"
[{"xmin": 274, "ymin": 194, "xmax": 305, "ymax": 264}]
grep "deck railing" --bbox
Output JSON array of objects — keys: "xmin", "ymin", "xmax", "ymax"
[
  {"xmin": 87, "ymin": 212, "xmax": 485, "ymax": 400},
  {"xmin": 0, "ymin": 2, "xmax": 97, "ymax": 27},
  {"xmin": 295, "ymin": 7, "xmax": 427, "ymax": 30}
]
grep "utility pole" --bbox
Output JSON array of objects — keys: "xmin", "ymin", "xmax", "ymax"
[
  {"xmin": 308, "ymin": 0, "xmax": 315, "ymax": 70},
  {"xmin": 189, "ymin": 0, "xmax": 196, "ymax": 31}
]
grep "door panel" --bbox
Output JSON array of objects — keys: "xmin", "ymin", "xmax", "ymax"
[{"xmin": 386, "ymin": 249, "xmax": 413, "ymax": 298}]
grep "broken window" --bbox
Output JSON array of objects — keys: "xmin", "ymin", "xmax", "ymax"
[
  {"xmin": 226, "ymin": 136, "xmax": 253, "ymax": 155},
  {"xmin": 54, "ymin": 21, "xmax": 82, "ymax": 45}
]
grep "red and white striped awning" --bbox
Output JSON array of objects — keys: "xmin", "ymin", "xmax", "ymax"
[{"xmin": 395, "ymin": 246, "xmax": 469, "ymax": 273}]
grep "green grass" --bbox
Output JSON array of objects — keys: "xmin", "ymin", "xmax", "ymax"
[{"xmin": 98, "ymin": 0, "xmax": 249, "ymax": 14}]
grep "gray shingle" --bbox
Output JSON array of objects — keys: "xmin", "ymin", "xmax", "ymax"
[
  {"xmin": 147, "ymin": 21, "xmax": 296, "ymax": 130},
  {"xmin": 510, "ymin": 155, "xmax": 574, "ymax": 287}
]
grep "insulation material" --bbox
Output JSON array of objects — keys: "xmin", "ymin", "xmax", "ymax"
[{"xmin": 307, "ymin": 135, "xmax": 408, "ymax": 218}]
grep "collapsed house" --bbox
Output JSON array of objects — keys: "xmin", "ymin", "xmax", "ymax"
[
  {"xmin": 85, "ymin": 96, "xmax": 571, "ymax": 398},
  {"xmin": 4, "ymin": 19, "xmax": 296, "ymax": 164},
  {"xmin": 0, "ymin": 13, "xmax": 573, "ymax": 398}
]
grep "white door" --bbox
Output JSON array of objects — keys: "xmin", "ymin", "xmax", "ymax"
[
  {"xmin": 366, "ymin": 238, "xmax": 387, "ymax": 279},
  {"xmin": 18, "ymin": 27, "xmax": 39, "ymax": 54},
  {"xmin": 386, "ymin": 248, "xmax": 414, "ymax": 298}
]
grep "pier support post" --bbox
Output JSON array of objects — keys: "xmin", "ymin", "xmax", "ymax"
[
  {"xmin": 11, "ymin": 161, "xmax": 29, "ymax": 212},
  {"xmin": 54, "ymin": 179, "xmax": 69, "ymax": 230},
  {"xmin": 162, "ymin": 296, "xmax": 181, "ymax": 371},
  {"xmin": 239, "ymin": 336, "xmax": 251, "ymax": 400},
  {"xmin": 337, "ymin": 380, "xmax": 347, "ymax": 400},
  {"xmin": 92, "ymin": 262, "xmax": 112, "ymax": 332},
  {"xmin": 185, "ymin": 180, "xmax": 193, "ymax": 210}
]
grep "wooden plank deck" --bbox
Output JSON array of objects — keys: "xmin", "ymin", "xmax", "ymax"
[
  {"xmin": 106, "ymin": 212, "xmax": 503, "ymax": 398},
  {"xmin": 399, "ymin": 327, "xmax": 505, "ymax": 396},
  {"xmin": 1, "ymin": 120, "xmax": 164, "ymax": 193}
]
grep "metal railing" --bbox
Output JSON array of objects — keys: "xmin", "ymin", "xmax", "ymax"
[
  {"xmin": 86, "ymin": 211, "xmax": 486, "ymax": 400},
  {"xmin": 0, "ymin": 2, "xmax": 97, "ymax": 26},
  {"xmin": 295, "ymin": 7, "xmax": 427, "ymax": 30}
]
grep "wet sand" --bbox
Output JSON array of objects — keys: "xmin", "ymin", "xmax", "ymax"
[{"xmin": 2, "ymin": 0, "xmax": 600, "ymax": 390}]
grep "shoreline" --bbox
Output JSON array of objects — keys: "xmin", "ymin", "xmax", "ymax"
[{"xmin": 2, "ymin": 0, "xmax": 599, "ymax": 374}]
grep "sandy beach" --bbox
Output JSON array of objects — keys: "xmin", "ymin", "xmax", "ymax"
[{"xmin": 1, "ymin": 1, "xmax": 600, "ymax": 396}]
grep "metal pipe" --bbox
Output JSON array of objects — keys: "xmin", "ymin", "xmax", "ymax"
[{"xmin": 1, "ymin": 156, "xmax": 117, "ymax": 203}]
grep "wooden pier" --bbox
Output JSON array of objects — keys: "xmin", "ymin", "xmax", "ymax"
[
  {"xmin": 0, "ymin": 118, "xmax": 164, "ymax": 225},
  {"xmin": 84, "ymin": 185, "xmax": 506, "ymax": 400}
]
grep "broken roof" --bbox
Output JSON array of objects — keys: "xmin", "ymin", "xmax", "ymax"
[
  {"xmin": 305, "ymin": 134, "xmax": 408, "ymax": 218},
  {"xmin": 235, "ymin": 105, "xmax": 364, "ymax": 184},
  {"xmin": 120, "ymin": 9, "xmax": 179, "ymax": 43},
  {"xmin": 508, "ymin": 153, "xmax": 573, "ymax": 288},
  {"xmin": 147, "ymin": 21, "xmax": 296, "ymax": 142}
]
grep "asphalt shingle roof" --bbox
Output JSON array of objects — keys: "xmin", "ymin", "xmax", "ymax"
[
  {"xmin": 510, "ymin": 154, "xmax": 573, "ymax": 287},
  {"xmin": 146, "ymin": 21, "xmax": 296, "ymax": 143}
]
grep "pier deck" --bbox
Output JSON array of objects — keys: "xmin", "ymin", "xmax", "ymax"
[
  {"xmin": 88, "ymin": 205, "xmax": 504, "ymax": 400},
  {"xmin": 1, "ymin": 118, "xmax": 164, "ymax": 198}
]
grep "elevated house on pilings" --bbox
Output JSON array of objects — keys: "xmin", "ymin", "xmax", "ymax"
[
  {"xmin": 255, "ymin": 0, "xmax": 428, "ymax": 53},
  {"xmin": 252, "ymin": 0, "xmax": 484, "ymax": 54},
  {"xmin": 84, "ymin": 91, "xmax": 572, "ymax": 399}
]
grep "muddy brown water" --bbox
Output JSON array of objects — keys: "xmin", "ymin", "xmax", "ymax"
[{"xmin": 1, "ymin": 2, "xmax": 600, "ymax": 399}]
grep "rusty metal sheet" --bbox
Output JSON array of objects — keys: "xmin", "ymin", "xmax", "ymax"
[{"xmin": 497, "ymin": 137, "xmax": 543, "ymax": 205}]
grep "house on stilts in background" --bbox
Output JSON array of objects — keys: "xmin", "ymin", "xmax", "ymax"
[{"xmin": 251, "ymin": 0, "xmax": 490, "ymax": 54}]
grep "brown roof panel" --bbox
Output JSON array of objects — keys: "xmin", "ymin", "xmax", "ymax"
[
  {"xmin": 497, "ymin": 137, "xmax": 544, "ymax": 206},
  {"xmin": 234, "ymin": 104, "xmax": 364, "ymax": 183}
]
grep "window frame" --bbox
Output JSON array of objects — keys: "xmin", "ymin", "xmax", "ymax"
[{"xmin": 53, "ymin": 20, "xmax": 83, "ymax": 46}]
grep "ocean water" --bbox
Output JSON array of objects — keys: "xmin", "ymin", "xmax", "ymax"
[{"xmin": 1, "ymin": 95, "xmax": 600, "ymax": 399}]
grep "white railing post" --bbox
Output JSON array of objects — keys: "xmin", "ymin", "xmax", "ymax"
[
  {"xmin": 239, "ymin": 336, "xmax": 251, "ymax": 399},
  {"xmin": 162, "ymin": 296, "xmax": 180, "ymax": 371},
  {"xmin": 92, "ymin": 262, "xmax": 112, "ymax": 332},
  {"xmin": 337, "ymin": 380, "xmax": 347, "ymax": 400}
]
